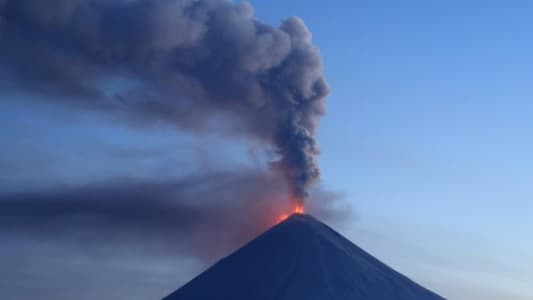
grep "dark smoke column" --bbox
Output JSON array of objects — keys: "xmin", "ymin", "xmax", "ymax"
[
  {"xmin": 0, "ymin": 0, "xmax": 329, "ymax": 201},
  {"xmin": 272, "ymin": 17, "xmax": 329, "ymax": 201}
]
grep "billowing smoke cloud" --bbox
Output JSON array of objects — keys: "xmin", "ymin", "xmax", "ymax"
[
  {"xmin": 0, "ymin": 0, "xmax": 328, "ymax": 200},
  {"xmin": 0, "ymin": 2, "xmax": 342, "ymax": 298}
]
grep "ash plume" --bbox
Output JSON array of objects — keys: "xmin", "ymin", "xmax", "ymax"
[
  {"xmin": 0, "ymin": 169, "xmax": 349, "ymax": 300},
  {"xmin": 0, "ymin": 0, "xmax": 329, "ymax": 200},
  {"xmin": 0, "ymin": 170, "xmax": 347, "ymax": 261}
]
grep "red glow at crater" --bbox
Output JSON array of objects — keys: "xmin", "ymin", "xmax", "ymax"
[{"xmin": 277, "ymin": 203, "xmax": 305, "ymax": 223}]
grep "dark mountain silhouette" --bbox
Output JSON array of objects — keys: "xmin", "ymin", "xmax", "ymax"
[{"xmin": 163, "ymin": 214, "xmax": 445, "ymax": 300}]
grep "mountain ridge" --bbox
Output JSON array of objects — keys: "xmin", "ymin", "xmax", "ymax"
[{"xmin": 163, "ymin": 213, "xmax": 445, "ymax": 300}]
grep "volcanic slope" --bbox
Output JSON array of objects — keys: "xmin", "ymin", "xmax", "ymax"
[{"xmin": 163, "ymin": 214, "xmax": 445, "ymax": 300}]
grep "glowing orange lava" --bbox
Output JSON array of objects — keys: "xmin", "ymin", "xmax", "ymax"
[
  {"xmin": 293, "ymin": 203, "xmax": 304, "ymax": 214},
  {"xmin": 276, "ymin": 203, "xmax": 305, "ymax": 223}
]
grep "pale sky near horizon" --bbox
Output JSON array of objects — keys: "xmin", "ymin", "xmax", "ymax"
[{"xmin": 1, "ymin": 1, "xmax": 532, "ymax": 299}]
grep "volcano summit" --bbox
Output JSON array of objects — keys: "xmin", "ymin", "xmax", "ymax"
[{"xmin": 163, "ymin": 214, "xmax": 445, "ymax": 300}]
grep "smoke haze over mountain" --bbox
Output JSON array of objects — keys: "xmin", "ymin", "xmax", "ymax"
[{"xmin": 0, "ymin": 1, "xmax": 344, "ymax": 299}]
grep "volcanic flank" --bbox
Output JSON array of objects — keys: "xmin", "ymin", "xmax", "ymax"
[{"xmin": 163, "ymin": 214, "xmax": 445, "ymax": 300}]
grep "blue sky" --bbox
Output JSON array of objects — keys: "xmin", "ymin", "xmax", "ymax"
[
  {"xmin": 252, "ymin": 1, "xmax": 533, "ymax": 299},
  {"xmin": 1, "ymin": 1, "xmax": 532, "ymax": 299},
  {"xmin": 254, "ymin": 1, "xmax": 533, "ymax": 300}
]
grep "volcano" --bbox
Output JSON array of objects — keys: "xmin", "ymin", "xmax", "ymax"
[{"xmin": 163, "ymin": 214, "xmax": 445, "ymax": 300}]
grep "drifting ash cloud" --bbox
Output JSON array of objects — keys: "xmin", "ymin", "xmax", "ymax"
[
  {"xmin": 0, "ymin": 170, "xmax": 348, "ymax": 261},
  {"xmin": 0, "ymin": 3, "xmax": 343, "ymax": 296},
  {"xmin": 0, "ymin": 0, "xmax": 329, "ymax": 200}
]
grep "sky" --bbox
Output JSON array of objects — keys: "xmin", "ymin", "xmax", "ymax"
[
  {"xmin": 251, "ymin": 1, "xmax": 533, "ymax": 299},
  {"xmin": 1, "ymin": 1, "xmax": 533, "ymax": 300}
]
